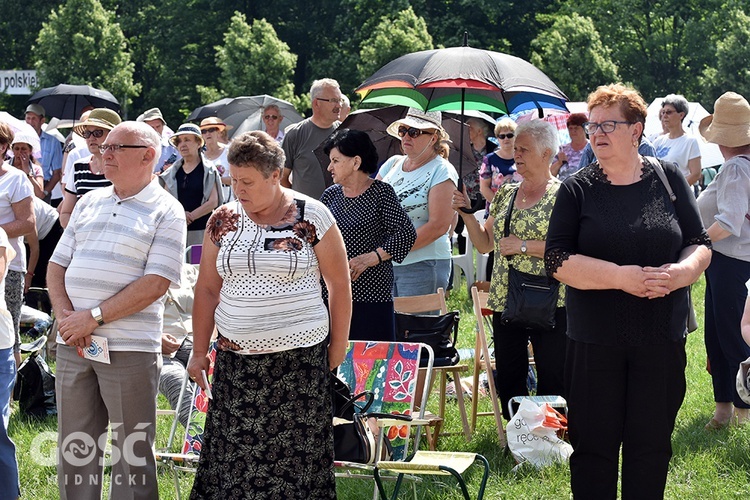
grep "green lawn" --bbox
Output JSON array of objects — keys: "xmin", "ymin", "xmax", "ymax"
[{"xmin": 10, "ymin": 276, "xmax": 750, "ymax": 498}]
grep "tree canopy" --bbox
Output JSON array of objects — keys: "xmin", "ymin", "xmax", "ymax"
[{"xmin": 1, "ymin": 0, "xmax": 744, "ymax": 121}]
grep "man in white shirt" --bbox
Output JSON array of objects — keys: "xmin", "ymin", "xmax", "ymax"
[{"xmin": 47, "ymin": 121, "xmax": 187, "ymax": 499}]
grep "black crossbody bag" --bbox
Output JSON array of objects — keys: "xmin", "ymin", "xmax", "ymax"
[{"xmin": 500, "ymin": 186, "xmax": 559, "ymax": 331}]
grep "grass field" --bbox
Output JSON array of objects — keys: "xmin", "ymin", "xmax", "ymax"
[{"xmin": 10, "ymin": 276, "xmax": 750, "ymax": 498}]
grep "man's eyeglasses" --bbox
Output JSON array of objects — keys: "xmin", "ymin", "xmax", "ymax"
[
  {"xmin": 98, "ymin": 144, "xmax": 148, "ymax": 154},
  {"xmin": 397, "ymin": 126, "xmax": 432, "ymax": 139},
  {"xmin": 316, "ymin": 97, "xmax": 345, "ymax": 105},
  {"xmin": 201, "ymin": 127, "xmax": 219, "ymax": 134},
  {"xmin": 582, "ymin": 121, "xmax": 634, "ymax": 135},
  {"xmin": 497, "ymin": 133, "xmax": 514, "ymax": 140},
  {"xmin": 264, "ymin": 115, "xmax": 279, "ymax": 120},
  {"xmin": 82, "ymin": 129, "xmax": 105, "ymax": 139}
]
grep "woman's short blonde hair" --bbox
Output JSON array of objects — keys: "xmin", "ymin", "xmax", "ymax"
[
  {"xmin": 587, "ymin": 83, "xmax": 648, "ymax": 127},
  {"xmin": 494, "ymin": 118, "xmax": 517, "ymax": 136}
]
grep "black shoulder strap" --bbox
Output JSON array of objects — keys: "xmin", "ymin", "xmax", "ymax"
[
  {"xmin": 503, "ymin": 185, "xmax": 519, "ymax": 237},
  {"xmin": 644, "ymin": 156, "xmax": 677, "ymax": 203}
]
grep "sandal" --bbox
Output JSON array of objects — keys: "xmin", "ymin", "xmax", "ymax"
[{"xmin": 705, "ymin": 417, "xmax": 731, "ymax": 430}]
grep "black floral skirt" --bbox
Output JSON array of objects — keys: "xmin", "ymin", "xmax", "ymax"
[{"xmin": 190, "ymin": 341, "xmax": 336, "ymax": 499}]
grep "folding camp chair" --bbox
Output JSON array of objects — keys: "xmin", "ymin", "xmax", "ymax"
[
  {"xmin": 335, "ymin": 341, "xmax": 433, "ymax": 499},
  {"xmin": 469, "ymin": 285, "xmax": 506, "ymax": 446},
  {"xmin": 393, "ymin": 289, "xmax": 471, "ymax": 449},
  {"xmin": 155, "ymin": 342, "xmax": 217, "ymax": 500}
]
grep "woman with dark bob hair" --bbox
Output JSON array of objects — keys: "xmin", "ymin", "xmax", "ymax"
[
  {"xmin": 321, "ymin": 129, "xmax": 416, "ymax": 341},
  {"xmin": 545, "ymin": 83, "xmax": 711, "ymax": 499},
  {"xmin": 188, "ymin": 130, "xmax": 351, "ymax": 498}
]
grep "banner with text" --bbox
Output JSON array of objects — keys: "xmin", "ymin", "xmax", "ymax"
[{"xmin": 0, "ymin": 70, "xmax": 38, "ymax": 95}]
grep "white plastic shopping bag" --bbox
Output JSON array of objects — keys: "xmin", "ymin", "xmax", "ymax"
[{"xmin": 506, "ymin": 398, "xmax": 573, "ymax": 467}]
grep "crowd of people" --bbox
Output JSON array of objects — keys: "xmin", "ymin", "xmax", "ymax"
[{"xmin": 0, "ymin": 76, "xmax": 749, "ymax": 499}]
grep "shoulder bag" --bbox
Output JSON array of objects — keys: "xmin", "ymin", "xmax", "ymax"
[
  {"xmin": 500, "ymin": 186, "xmax": 559, "ymax": 331},
  {"xmin": 645, "ymin": 156, "xmax": 698, "ymax": 333},
  {"xmin": 394, "ymin": 311, "xmax": 460, "ymax": 367}
]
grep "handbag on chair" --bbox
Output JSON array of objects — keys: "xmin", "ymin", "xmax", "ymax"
[{"xmin": 394, "ymin": 311, "xmax": 460, "ymax": 367}]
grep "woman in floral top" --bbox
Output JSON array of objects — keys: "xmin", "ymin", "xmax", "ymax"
[
  {"xmin": 452, "ymin": 120, "xmax": 567, "ymax": 420},
  {"xmin": 187, "ymin": 131, "xmax": 351, "ymax": 499}
]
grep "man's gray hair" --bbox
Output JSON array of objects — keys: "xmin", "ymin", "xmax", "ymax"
[
  {"xmin": 114, "ymin": 121, "xmax": 162, "ymax": 169},
  {"xmin": 662, "ymin": 94, "xmax": 689, "ymax": 117},
  {"xmin": 264, "ymin": 104, "xmax": 281, "ymax": 114},
  {"xmin": 467, "ymin": 117, "xmax": 491, "ymax": 138},
  {"xmin": 310, "ymin": 78, "xmax": 340, "ymax": 100},
  {"xmin": 516, "ymin": 119, "xmax": 559, "ymax": 163}
]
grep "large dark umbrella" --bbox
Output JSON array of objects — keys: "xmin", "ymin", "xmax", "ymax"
[
  {"xmin": 187, "ymin": 95, "xmax": 303, "ymax": 139},
  {"xmin": 27, "ymin": 84, "xmax": 120, "ymax": 120},
  {"xmin": 314, "ymin": 106, "xmax": 475, "ymax": 189},
  {"xmin": 355, "ymin": 35, "xmax": 568, "ymax": 183}
]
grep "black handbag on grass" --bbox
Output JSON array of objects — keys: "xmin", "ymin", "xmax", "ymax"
[
  {"xmin": 499, "ymin": 186, "xmax": 559, "ymax": 332},
  {"xmin": 394, "ymin": 311, "xmax": 460, "ymax": 367},
  {"xmin": 331, "ymin": 372, "xmax": 405, "ymax": 464}
]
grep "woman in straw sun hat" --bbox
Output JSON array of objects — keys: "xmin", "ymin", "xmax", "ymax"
[
  {"xmin": 58, "ymin": 108, "xmax": 122, "ymax": 228},
  {"xmin": 697, "ymin": 91, "xmax": 750, "ymax": 429},
  {"xmin": 377, "ymin": 108, "xmax": 458, "ymax": 297}
]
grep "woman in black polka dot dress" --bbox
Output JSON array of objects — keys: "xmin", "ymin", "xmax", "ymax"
[{"xmin": 321, "ymin": 129, "xmax": 417, "ymax": 341}]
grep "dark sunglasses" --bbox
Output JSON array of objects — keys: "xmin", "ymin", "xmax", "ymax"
[
  {"xmin": 264, "ymin": 115, "xmax": 279, "ymax": 120},
  {"xmin": 397, "ymin": 126, "xmax": 432, "ymax": 139},
  {"xmin": 82, "ymin": 129, "xmax": 105, "ymax": 139},
  {"xmin": 497, "ymin": 133, "xmax": 514, "ymax": 140},
  {"xmin": 201, "ymin": 127, "xmax": 219, "ymax": 134}
]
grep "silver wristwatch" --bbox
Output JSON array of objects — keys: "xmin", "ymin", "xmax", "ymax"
[
  {"xmin": 91, "ymin": 307, "xmax": 105, "ymax": 326},
  {"xmin": 520, "ymin": 240, "xmax": 528, "ymax": 254}
]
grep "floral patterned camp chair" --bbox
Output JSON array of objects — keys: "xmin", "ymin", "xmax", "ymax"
[{"xmin": 155, "ymin": 341, "xmax": 217, "ymax": 500}]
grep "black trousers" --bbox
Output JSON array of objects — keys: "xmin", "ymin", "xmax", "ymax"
[
  {"xmin": 493, "ymin": 307, "xmax": 567, "ymax": 420},
  {"xmin": 565, "ymin": 338, "xmax": 686, "ymax": 500}
]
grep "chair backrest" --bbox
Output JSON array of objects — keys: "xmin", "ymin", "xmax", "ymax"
[
  {"xmin": 336, "ymin": 341, "xmax": 433, "ymax": 461},
  {"xmin": 181, "ymin": 341, "xmax": 217, "ymax": 455},
  {"xmin": 393, "ymin": 288, "xmax": 447, "ymax": 315},
  {"xmin": 185, "ymin": 245, "xmax": 203, "ymax": 265}
]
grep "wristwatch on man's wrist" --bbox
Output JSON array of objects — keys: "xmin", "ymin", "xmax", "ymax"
[
  {"xmin": 91, "ymin": 307, "xmax": 105, "ymax": 326},
  {"xmin": 520, "ymin": 240, "xmax": 528, "ymax": 254}
]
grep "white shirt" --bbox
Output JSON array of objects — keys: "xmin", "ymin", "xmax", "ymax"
[
  {"xmin": 0, "ymin": 229, "xmax": 16, "ymax": 349},
  {"xmin": 51, "ymin": 178, "xmax": 187, "ymax": 352},
  {"xmin": 0, "ymin": 165, "xmax": 34, "ymax": 272},
  {"xmin": 653, "ymin": 134, "xmax": 701, "ymax": 183}
]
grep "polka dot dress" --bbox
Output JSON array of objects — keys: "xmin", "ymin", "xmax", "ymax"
[{"xmin": 320, "ymin": 180, "xmax": 416, "ymax": 302}]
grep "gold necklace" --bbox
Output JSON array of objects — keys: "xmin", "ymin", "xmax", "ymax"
[{"xmin": 519, "ymin": 178, "xmax": 550, "ymax": 203}]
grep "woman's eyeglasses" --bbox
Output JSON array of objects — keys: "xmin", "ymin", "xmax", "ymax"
[
  {"xmin": 82, "ymin": 129, "xmax": 105, "ymax": 139},
  {"xmin": 497, "ymin": 133, "xmax": 514, "ymax": 140},
  {"xmin": 397, "ymin": 126, "xmax": 432, "ymax": 139},
  {"xmin": 582, "ymin": 120, "xmax": 634, "ymax": 135},
  {"xmin": 201, "ymin": 127, "xmax": 219, "ymax": 135}
]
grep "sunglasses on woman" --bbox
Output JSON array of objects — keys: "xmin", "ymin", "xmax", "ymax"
[
  {"xmin": 397, "ymin": 126, "xmax": 432, "ymax": 139},
  {"xmin": 497, "ymin": 133, "xmax": 514, "ymax": 140},
  {"xmin": 82, "ymin": 129, "xmax": 105, "ymax": 139}
]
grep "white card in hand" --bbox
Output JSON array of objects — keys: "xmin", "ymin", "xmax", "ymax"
[{"xmin": 76, "ymin": 335, "xmax": 111, "ymax": 364}]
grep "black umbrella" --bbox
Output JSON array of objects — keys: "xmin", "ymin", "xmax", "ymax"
[
  {"xmin": 314, "ymin": 105, "xmax": 475, "ymax": 189},
  {"xmin": 187, "ymin": 95, "xmax": 303, "ymax": 139},
  {"xmin": 27, "ymin": 84, "xmax": 120, "ymax": 120}
]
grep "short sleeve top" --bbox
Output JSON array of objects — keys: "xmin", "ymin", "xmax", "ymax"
[
  {"xmin": 486, "ymin": 181, "xmax": 566, "ymax": 312},
  {"xmin": 209, "ymin": 196, "xmax": 335, "ymax": 353},
  {"xmin": 320, "ymin": 180, "xmax": 416, "ymax": 302},
  {"xmin": 378, "ymin": 155, "xmax": 458, "ymax": 264},
  {"xmin": 545, "ymin": 160, "xmax": 711, "ymax": 346}
]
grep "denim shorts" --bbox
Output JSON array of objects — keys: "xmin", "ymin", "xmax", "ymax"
[{"xmin": 392, "ymin": 259, "xmax": 451, "ymax": 298}]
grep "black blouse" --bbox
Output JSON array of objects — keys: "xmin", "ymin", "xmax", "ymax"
[
  {"xmin": 545, "ymin": 159, "xmax": 711, "ymax": 346},
  {"xmin": 320, "ymin": 180, "xmax": 416, "ymax": 302}
]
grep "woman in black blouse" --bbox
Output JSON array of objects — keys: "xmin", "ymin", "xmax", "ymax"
[
  {"xmin": 321, "ymin": 129, "xmax": 416, "ymax": 341},
  {"xmin": 545, "ymin": 84, "xmax": 711, "ymax": 499}
]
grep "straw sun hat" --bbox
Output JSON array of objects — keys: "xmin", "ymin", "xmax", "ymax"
[
  {"xmin": 73, "ymin": 108, "xmax": 122, "ymax": 137},
  {"xmin": 386, "ymin": 108, "xmax": 450, "ymax": 141},
  {"xmin": 699, "ymin": 92, "xmax": 750, "ymax": 148}
]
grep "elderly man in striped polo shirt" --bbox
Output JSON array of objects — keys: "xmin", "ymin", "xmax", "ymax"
[{"xmin": 47, "ymin": 121, "xmax": 187, "ymax": 500}]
